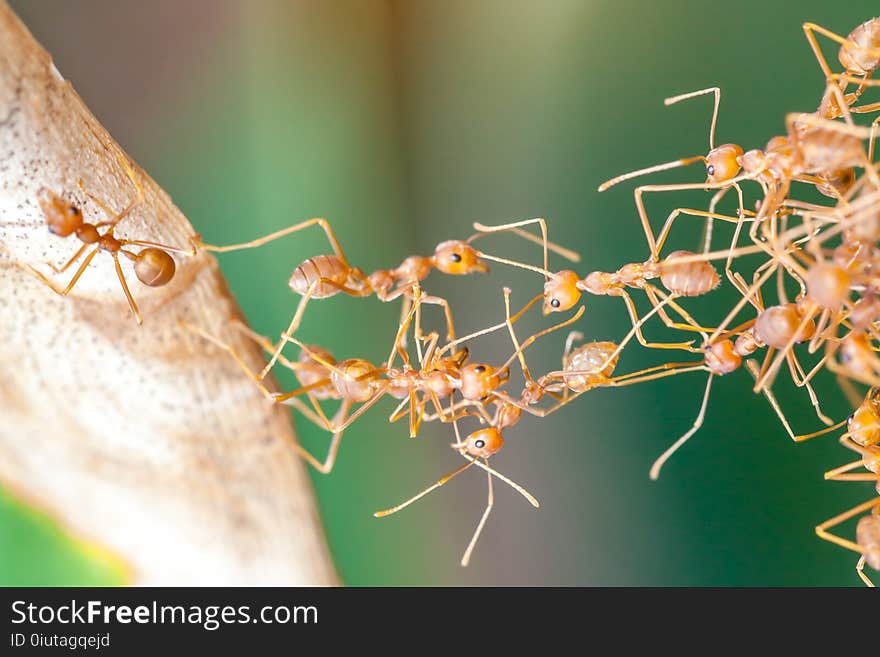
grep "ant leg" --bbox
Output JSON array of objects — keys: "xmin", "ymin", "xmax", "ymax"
[
  {"xmin": 598, "ymin": 155, "xmax": 705, "ymax": 197},
  {"xmin": 460, "ymin": 453, "xmax": 538, "ymax": 508},
  {"xmin": 786, "ymin": 352, "xmax": 834, "ymax": 425},
  {"xmin": 386, "ymin": 288, "xmax": 419, "ymax": 371},
  {"xmin": 837, "ymin": 370, "xmax": 864, "ymax": 408},
  {"xmin": 294, "ymin": 400, "xmax": 352, "ymax": 474},
  {"xmin": 111, "ymin": 252, "xmax": 143, "ymax": 325},
  {"xmin": 816, "ymin": 497, "xmax": 880, "ymax": 556},
  {"xmin": 27, "ymin": 246, "xmax": 100, "ymax": 296},
  {"xmin": 398, "ymin": 294, "xmax": 412, "ymax": 349},
  {"xmin": 501, "ymin": 306, "xmax": 585, "ymax": 372},
  {"xmin": 824, "ymin": 459, "xmax": 878, "ymax": 482},
  {"xmin": 121, "ymin": 239, "xmax": 197, "ymax": 256},
  {"xmin": 752, "ymin": 304, "xmax": 819, "ymax": 392},
  {"xmin": 45, "ymin": 243, "xmax": 89, "ymax": 274},
  {"xmin": 471, "ymin": 217, "xmax": 580, "ymax": 269},
  {"xmin": 272, "ymin": 378, "xmax": 335, "ymax": 403},
  {"xmin": 631, "ymin": 179, "xmax": 747, "ymax": 257},
  {"xmin": 745, "ymin": 360, "xmax": 797, "ymax": 441},
  {"xmin": 802, "ymin": 23, "xmax": 846, "ymax": 82},
  {"xmin": 260, "ymin": 277, "xmax": 366, "ymax": 380},
  {"xmin": 180, "ymin": 321, "xmax": 278, "ymax": 399},
  {"xmin": 664, "ymin": 87, "xmax": 721, "ymax": 150},
  {"xmin": 507, "ymin": 362, "xmax": 705, "ymax": 420},
  {"xmin": 461, "ymin": 465, "xmax": 493, "ymax": 567},
  {"xmin": 229, "ymin": 320, "xmax": 299, "ymax": 370},
  {"xmin": 654, "ymin": 206, "xmax": 747, "ymax": 259},
  {"xmin": 502, "ymin": 287, "xmax": 535, "ymax": 384},
  {"xmin": 857, "ymin": 556, "xmax": 875, "ymax": 587},
  {"xmin": 616, "ymin": 290, "xmax": 698, "ymax": 353},
  {"xmin": 643, "ymin": 285, "xmax": 715, "ymax": 336},
  {"xmin": 197, "ymin": 217, "xmax": 349, "ymax": 264},
  {"xmin": 328, "ymin": 386, "xmax": 390, "ymax": 433},
  {"xmin": 649, "ymin": 374, "xmax": 714, "ymax": 480},
  {"xmin": 419, "ymin": 294, "xmax": 456, "ymax": 342},
  {"xmin": 78, "ymin": 153, "xmax": 145, "ymax": 225},
  {"xmin": 707, "ymin": 262, "xmax": 778, "ymax": 343},
  {"xmin": 374, "ymin": 460, "xmax": 476, "ymax": 517},
  {"xmin": 437, "ymin": 293, "xmax": 544, "ymax": 360}
]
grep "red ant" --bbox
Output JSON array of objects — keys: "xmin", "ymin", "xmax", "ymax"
[{"xmin": 27, "ymin": 155, "xmax": 191, "ymax": 324}]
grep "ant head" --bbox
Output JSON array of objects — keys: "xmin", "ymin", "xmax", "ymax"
[
  {"xmin": 461, "ymin": 427, "xmax": 504, "ymax": 459},
  {"xmin": 459, "ymin": 363, "xmax": 507, "ymax": 401},
  {"xmin": 433, "ymin": 240, "xmax": 488, "ymax": 275},
  {"xmin": 543, "ymin": 270, "xmax": 582, "ymax": 314},
  {"xmin": 39, "ymin": 191, "xmax": 84, "ymax": 237},
  {"xmin": 133, "ymin": 248, "xmax": 176, "ymax": 287},
  {"xmin": 848, "ymin": 403, "xmax": 880, "ymax": 448},
  {"xmin": 805, "ymin": 262, "xmax": 850, "ymax": 311},
  {"xmin": 704, "ymin": 143, "xmax": 743, "ymax": 184},
  {"xmin": 704, "ymin": 340, "xmax": 741, "ymax": 375}
]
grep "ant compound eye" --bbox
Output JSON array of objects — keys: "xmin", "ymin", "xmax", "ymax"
[
  {"xmin": 474, "ymin": 365, "xmax": 486, "ymax": 373},
  {"xmin": 706, "ymin": 165, "xmax": 715, "ymax": 176},
  {"xmin": 474, "ymin": 440, "xmax": 486, "ymax": 449},
  {"xmin": 70, "ymin": 206, "xmax": 81, "ymax": 215},
  {"xmin": 450, "ymin": 253, "xmax": 462, "ymax": 263},
  {"xmin": 550, "ymin": 298, "xmax": 561, "ymax": 308}
]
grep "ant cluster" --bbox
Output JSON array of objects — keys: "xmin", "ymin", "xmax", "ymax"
[{"xmin": 22, "ymin": 18, "xmax": 880, "ymax": 583}]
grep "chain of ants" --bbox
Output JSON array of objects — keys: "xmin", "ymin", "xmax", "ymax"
[{"xmin": 24, "ymin": 18, "xmax": 880, "ymax": 581}]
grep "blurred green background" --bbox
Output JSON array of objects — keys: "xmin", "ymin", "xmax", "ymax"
[{"xmin": 3, "ymin": 0, "xmax": 877, "ymax": 585}]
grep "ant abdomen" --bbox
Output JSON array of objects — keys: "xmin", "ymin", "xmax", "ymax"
[
  {"xmin": 562, "ymin": 340, "xmax": 618, "ymax": 392},
  {"xmin": 132, "ymin": 248, "xmax": 176, "ymax": 287},
  {"xmin": 839, "ymin": 17, "xmax": 880, "ymax": 76},
  {"xmin": 798, "ymin": 125, "xmax": 866, "ymax": 173},
  {"xmin": 805, "ymin": 262, "xmax": 850, "ymax": 311},
  {"xmin": 296, "ymin": 346, "xmax": 338, "ymax": 399},
  {"xmin": 331, "ymin": 359, "xmax": 380, "ymax": 402},
  {"xmin": 289, "ymin": 255, "xmax": 350, "ymax": 298},
  {"xmin": 816, "ymin": 168, "xmax": 856, "ymax": 198},
  {"xmin": 658, "ymin": 250, "xmax": 720, "ymax": 297},
  {"xmin": 754, "ymin": 304, "xmax": 816, "ymax": 349},
  {"xmin": 857, "ymin": 515, "xmax": 880, "ymax": 572}
]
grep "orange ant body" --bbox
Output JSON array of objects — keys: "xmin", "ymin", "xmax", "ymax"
[
  {"xmin": 597, "ymin": 85, "xmax": 879, "ymax": 282},
  {"xmin": 28, "ymin": 156, "xmax": 190, "ymax": 324},
  {"xmin": 374, "ymin": 417, "xmax": 539, "ymax": 567},
  {"xmin": 813, "ymin": 412, "xmax": 880, "ymax": 586},
  {"xmin": 196, "ymin": 216, "xmax": 577, "ymax": 380}
]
